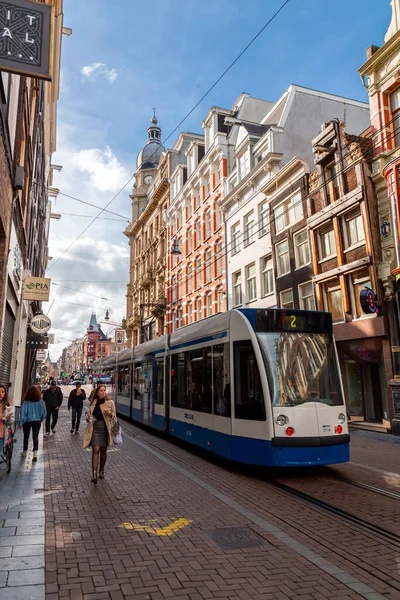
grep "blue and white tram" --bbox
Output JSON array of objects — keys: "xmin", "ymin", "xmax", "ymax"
[{"xmin": 108, "ymin": 308, "xmax": 349, "ymax": 467}]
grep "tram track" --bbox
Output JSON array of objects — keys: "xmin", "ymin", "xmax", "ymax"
[{"xmin": 331, "ymin": 473, "xmax": 400, "ymax": 502}]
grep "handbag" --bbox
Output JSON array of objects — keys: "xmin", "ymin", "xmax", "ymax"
[
  {"xmin": 113, "ymin": 427, "xmax": 123, "ymax": 445},
  {"xmin": 111, "ymin": 418, "xmax": 120, "ymax": 435}
]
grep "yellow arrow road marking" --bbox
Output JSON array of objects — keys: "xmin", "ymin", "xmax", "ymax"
[{"xmin": 118, "ymin": 518, "xmax": 192, "ymax": 536}]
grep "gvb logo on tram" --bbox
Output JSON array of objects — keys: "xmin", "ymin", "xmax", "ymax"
[{"xmin": 102, "ymin": 308, "xmax": 349, "ymax": 468}]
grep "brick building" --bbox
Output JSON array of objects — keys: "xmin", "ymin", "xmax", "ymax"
[
  {"xmin": 359, "ymin": 0, "xmax": 400, "ymax": 431},
  {"xmin": 84, "ymin": 313, "xmax": 110, "ymax": 372},
  {"xmin": 307, "ymin": 121, "xmax": 392, "ymax": 429}
]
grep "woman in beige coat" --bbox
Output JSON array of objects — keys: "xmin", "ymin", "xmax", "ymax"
[{"xmin": 83, "ymin": 385, "xmax": 116, "ymax": 484}]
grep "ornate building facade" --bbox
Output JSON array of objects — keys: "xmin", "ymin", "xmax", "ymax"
[
  {"xmin": 359, "ymin": 0, "xmax": 400, "ymax": 431},
  {"xmin": 84, "ymin": 313, "xmax": 110, "ymax": 370}
]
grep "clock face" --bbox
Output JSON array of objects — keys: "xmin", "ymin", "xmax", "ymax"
[{"xmin": 144, "ymin": 175, "xmax": 153, "ymax": 186}]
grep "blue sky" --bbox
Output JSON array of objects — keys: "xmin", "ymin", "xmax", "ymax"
[{"xmin": 46, "ymin": 0, "xmax": 392, "ymax": 358}]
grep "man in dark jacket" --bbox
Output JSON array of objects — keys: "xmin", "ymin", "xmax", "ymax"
[
  {"xmin": 68, "ymin": 382, "xmax": 86, "ymax": 434},
  {"xmin": 43, "ymin": 380, "xmax": 63, "ymax": 436}
]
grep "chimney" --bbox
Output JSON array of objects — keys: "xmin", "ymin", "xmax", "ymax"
[{"xmin": 366, "ymin": 45, "xmax": 380, "ymax": 59}]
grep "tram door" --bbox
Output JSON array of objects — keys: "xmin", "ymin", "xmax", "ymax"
[{"xmin": 142, "ymin": 358, "xmax": 152, "ymax": 424}]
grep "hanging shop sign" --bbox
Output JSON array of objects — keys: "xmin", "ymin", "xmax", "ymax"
[
  {"xmin": 360, "ymin": 287, "xmax": 378, "ymax": 314},
  {"xmin": 30, "ymin": 313, "xmax": 51, "ymax": 335},
  {"xmin": 26, "ymin": 331, "xmax": 48, "ymax": 349},
  {"xmin": 22, "ymin": 276, "xmax": 51, "ymax": 301},
  {"xmin": 36, "ymin": 349, "xmax": 47, "ymax": 362},
  {"xmin": 0, "ymin": 0, "xmax": 54, "ymax": 80}
]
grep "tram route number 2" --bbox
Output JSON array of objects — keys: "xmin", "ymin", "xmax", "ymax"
[{"xmin": 285, "ymin": 315, "xmax": 297, "ymax": 328}]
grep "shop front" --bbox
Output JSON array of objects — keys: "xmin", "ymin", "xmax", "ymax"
[{"xmin": 334, "ymin": 317, "xmax": 393, "ymax": 432}]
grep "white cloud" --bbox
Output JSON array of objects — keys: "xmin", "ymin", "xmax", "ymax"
[
  {"xmin": 81, "ymin": 62, "xmax": 119, "ymax": 84},
  {"xmin": 71, "ymin": 146, "xmax": 130, "ymax": 193}
]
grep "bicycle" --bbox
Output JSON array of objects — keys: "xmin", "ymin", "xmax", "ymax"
[{"xmin": 0, "ymin": 425, "xmax": 15, "ymax": 474}]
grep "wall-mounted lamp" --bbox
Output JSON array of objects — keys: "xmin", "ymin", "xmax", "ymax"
[
  {"xmin": 62, "ymin": 27, "xmax": 73, "ymax": 36},
  {"xmin": 171, "ymin": 239, "xmax": 181, "ymax": 256},
  {"xmin": 50, "ymin": 213, "xmax": 61, "ymax": 220},
  {"xmin": 50, "ymin": 164, "xmax": 63, "ymax": 172}
]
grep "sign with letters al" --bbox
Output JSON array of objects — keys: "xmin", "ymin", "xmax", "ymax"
[{"xmin": 0, "ymin": 0, "xmax": 53, "ymax": 80}]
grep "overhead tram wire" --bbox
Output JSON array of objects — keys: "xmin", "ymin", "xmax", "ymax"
[
  {"xmin": 46, "ymin": 0, "xmax": 291, "ymax": 273},
  {"xmin": 51, "ymin": 282, "xmax": 125, "ymax": 305},
  {"xmin": 58, "ymin": 213, "xmax": 127, "ymax": 222}
]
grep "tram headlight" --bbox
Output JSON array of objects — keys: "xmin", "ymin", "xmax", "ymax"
[
  {"xmin": 338, "ymin": 413, "xmax": 346, "ymax": 424},
  {"xmin": 276, "ymin": 415, "xmax": 288, "ymax": 426}
]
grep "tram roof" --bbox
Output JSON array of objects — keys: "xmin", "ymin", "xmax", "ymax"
[{"xmin": 170, "ymin": 311, "xmax": 230, "ymax": 349}]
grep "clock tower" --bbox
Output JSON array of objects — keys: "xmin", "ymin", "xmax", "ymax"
[{"xmin": 131, "ymin": 112, "xmax": 163, "ymax": 222}]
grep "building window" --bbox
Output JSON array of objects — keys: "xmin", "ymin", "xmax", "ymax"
[
  {"xmin": 206, "ymin": 292, "xmax": 212, "ymax": 317},
  {"xmin": 217, "ymin": 286, "xmax": 224, "ymax": 312},
  {"xmin": 186, "ymin": 198, "xmax": 192, "ymax": 219},
  {"xmin": 215, "ymin": 206, "xmax": 222, "ymax": 230},
  {"xmin": 172, "ymin": 275, "xmax": 177, "ymax": 303},
  {"xmin": 232, "ymin": 271, "xmax": 242, "ymax": 307},
  {"xmin": 325, "ymin": 161, "xmax": 340, "ymax": 203},
  {"xmin": 261, "ymin": 255, "xmax": 274, "ymax": 297},
  {"xmin": 231, "ymin": 222, "xmax": 241, "ymax": 255},
  {"xmin": 238, "ymin": 150, "xmax": 250, "ymax": 180},
  {"xmin": 195, "ymin": 257, "xmax": 201, "ymax": 289},
  {"xmin": 177, "ymin": 306, "xmax": 183, "ymax": 329},
  {"xmin": 319, "ymin": 225, "xmax": 336, "ymax": 259},
  {"xmin": 194, "ymin": 189, "xmax": 200, "ymax": 212},
  {"xmin": 391, "ymin": 88, "xmax": 400, "ymax": 146},
  {"xmin": 276, "ymin": 239, "xmax": 290, "ymax": 276},
  {"xmin": 343, "ymin": 209, "xmax": 365, "ymax": 249},
  {"xmin": 352, "ymin": 269, "xmax": 372, "ymax": 318},
  {"xmin": 187, "ymin": 229, "xmax": 192, "ymax": 255},
  {"xmin": 187, "ymin": 302, "xmax": 193, "ymax": 324},
  {"xmin": 325, "ymin": 277, "xmax": 343, "ymax": 322},
  {"xmin": 299, "ymin": 281, "xmax": 316, "ymax": 310},
  {"xmin": 196, "ymin": 297, "xmax": 202, "ymax": 320},
  {"xmin": 294, "ymin": 229, "xmax": 310, "ymax": 268},
  {"xmin": 205, "ymin": 249, "xmax": 212, "ymax": 282},
  {"xmin": 177, "ymin": 271, "xmax": 182, "ymax": 300},
  {"xmin": 205, "ymin": 209, "xmax": 211, "ymax": 239},
  {"xmin": 171, "ymin": 310, "xmax": 176, "ymax": 331},
  {"xmin": 259, "ymin": 201, "xmax": 268, "ymax": 237},
  {"xmin": 187, "ymin": 263, "xmax": 193, "ymax": 293},
  {"xmin": 246, "ymin": 263, "xmax": 257, "ymax": 302},
  {"xmin": 244, "ymin": 211, "xmax": 255, "ymax": 246},
  {"xmin": 195, "ymin": 219, "xmax": 201, "ymax": 247},
  {"xmin": 274, "ymin": 193, "xmax": 302, "ymax": 232},
  {"xmin": 216, "ymin": 240, "xmax": 223, "ymax": 276},
  {"xmin": 280, "ymin": 288, "xmax": 294, "ymax": 309}
]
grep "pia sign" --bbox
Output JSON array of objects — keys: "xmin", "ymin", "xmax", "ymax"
[
  {"xmin": 23, "ymin": 276, "xmax": 51, "ymax": 302},
  {"xmin": 0, "ymin": 0, "xmax": 53, "ymax": 80}
]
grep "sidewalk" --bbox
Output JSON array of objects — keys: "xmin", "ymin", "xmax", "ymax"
[{"xmin": 0, "ymin": 427, "xmax": 45, "ymax": 600}]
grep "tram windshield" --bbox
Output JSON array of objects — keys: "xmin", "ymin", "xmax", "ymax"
[{"xmin": 257, "ymin": 332, "xmax": 344, "ymax": 407}]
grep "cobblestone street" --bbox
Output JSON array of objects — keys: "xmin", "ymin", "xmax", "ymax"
[{"xmin": 37, "ymin": 396, "xmax": 400, "ymax": 600}]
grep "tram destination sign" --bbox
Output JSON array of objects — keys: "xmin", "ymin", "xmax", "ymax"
[
  {"xmin": 255, "ymin": 309, "xmax": 333, "ymax": 334},
  {"xmin": 0, "ymin": 0, "xmax": 53, "ymax": 80}
]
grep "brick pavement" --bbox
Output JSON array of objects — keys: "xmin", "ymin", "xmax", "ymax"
[{"xmin": 43, "ymin": 397, "xmax": 400, "ymax": 600}]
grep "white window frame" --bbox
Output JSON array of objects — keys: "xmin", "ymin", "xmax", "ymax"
[
  {"xmin": 205, "ymin": 249, "xmax": 212, "ymax": 282},
  {"xmin": 259, "ymin": 201, "xmax": 268, "ymax": 238},
  {"xmin": 232, "ymin": 271, "xmax": 242, "ymax": 307},
  {"xmin": 343, "ymin": 209, "xmax": 365, "ymax": 251},
  {"xmin": 196, "ymin": 297, "xmax": 202, "ymax": 320},
  {"xmin": 294, "ymin": 228, "xmax": 311, "ymax": 269},
  {"xmin": 231, "ymin": 222, "xmax": 241, "ymax": 255},
  {"xmin": 187, "ymin": 263, "xmax": 193, "ymax": 293},
  {"xmin": 205, "ymin": 209, "xmax": 212, "ymax": 239},
  {"xmin": 195, "ymin": 220, "xmax": 201, "ymax": 248},
  {"xmin": 216, "ymin": 241, "xmax": 223, "ymax": 276},
  {"xmin": 217, "ymin": 287, "xmax": 224, "ymax": 312},
  {"xmin": 276, "ymin": 239, "xmax": 290, "ymax": 277},
  {"xmin": 274, "ymin": 193, "xmax": 303, "ymax": 233},
  {"xmin": 244, "ymin": 211, "xmax": 255, "ymax": 247},
  {"xmin": 187, "ymin": 229, "xmax": 192, "ymax": 255},
  {"xmin": 206, "ymin": 292, "xmax": 213, "ymax": 317},
  {"xmin": 261, "ymin": 255, "xmax": 274, "ymax": 297},
  {"xmin": 237, "ymin": 150, "xmax": 250, "ymax": 181},
  {"xmin": 246, "ymin": 263, "xmax": 257, "ymax": 302},
  {"xmin": 280, "ymin": 288, "xmax": 294, "ymax": 309},
  {"xmin": 187, "ymin": 302, "xmax": 193, "ymax": 324},
  {"xmin": 318, "ymin": 226, "xmax": 336, "ymax": 261},
  {"xmin": 299, "ymin": 281, "xmax": 316, "ymax": 311}
]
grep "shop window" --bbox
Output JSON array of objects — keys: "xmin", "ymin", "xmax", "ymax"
[
  {"xmin": 246, "ymin": 263, "xmax": 257, "ymax": 302},
  {"xmin": 280, "ymin": 288, "xmax": 294, "ymax": 309},
  {"xmin": 276, "ymin": 239, "xmax": 290, "ymax": 276},
  {"xmin": 294, "ymin": 229, "xmax": 310, "ymax": 268},
  {"xmin": 234, "ymin": 341, "xmax": 266, "ymax": 421},
  {"xmin": 299, "ymin": 281, "xmax": 316, "ymax": 310},
  {"xmin": 325, "ymin": 277, "xmax": 343, "ymax": 322},
  {"xmin": 261, "ymin": 255, "xmax": 274, "ymax": 297}
]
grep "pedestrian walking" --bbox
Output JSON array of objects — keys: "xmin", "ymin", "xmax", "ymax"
[
  {"xmin": 83, "ymin": 384, "xmax": 116, "ymax": 484},
  {"xmin": 43, "ymin": 380, "xmax": 63, "ymax": 436},
  {"xmin": 0, "ymin": 386, "xmax": 14, "ymax": 456},
  {"xmin": 68, "ymin": 382, "xmax": 86, "ymax": 434},
  {"xmin": 19, "ymin": 386, "xmax": 46, "ymax": 461}
]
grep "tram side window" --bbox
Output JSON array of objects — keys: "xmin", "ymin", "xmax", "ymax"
[
  {"xmin": 171, "ymin": 353, "xmax": 188, "ymax": 408},
  {"xmin": 187, "ymin": 348, "xmax": 212, "ymax": 414},
  {"xmin": 133, "ymin": 365, "xmax": 142, "ymax": 401},
  {"xmin": 155, "ymin": 357, "xmax": 164, "ymax": 405},
  {"xmin": 234, "ymin": 341, "xmax": 266, "ymax": 421},
  {"xmin": 213, "ymin": 344, "xmax": 231, "ymax": 417}
]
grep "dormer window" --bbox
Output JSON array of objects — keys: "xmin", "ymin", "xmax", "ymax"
[{"xmin": 238, "ymin": 150, "xmax": 250, "ymax": 181}]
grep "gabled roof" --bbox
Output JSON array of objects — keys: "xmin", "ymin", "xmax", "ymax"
[{"xmin": 88, "ymin": 313, "xmax": 100, "ymax": 333}]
